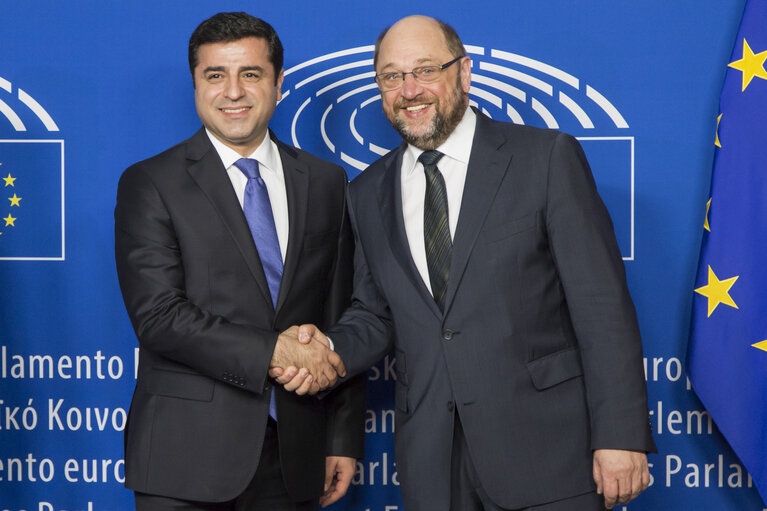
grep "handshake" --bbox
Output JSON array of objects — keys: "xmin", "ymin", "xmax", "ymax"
[{"xmin": 269, "ymin": 324, "xmax": 343, "ymax": 395}]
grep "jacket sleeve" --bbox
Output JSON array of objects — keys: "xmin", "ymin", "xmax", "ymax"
[
  {"xmin": 114, "ymin": 163, "xmax": 277, "ymax": 395},
  {"xmin": 322, "ymin": 175, "xmax": 366, "ymax": 459},
  {"xmin": 328, "ymin": 186, "xmax": 395, "ymax": 380},
  {"xmin": 544, "ymin": 133, "xmax": 655, "ymax": 452}
]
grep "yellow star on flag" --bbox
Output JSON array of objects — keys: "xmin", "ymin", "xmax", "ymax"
[
  {"xmin": 695, "ymin": 265, "xmax": 739, "ymax": 317},
  {"xmin": 728, "ymin": 38, "xmax": 767, "ymax": 91},
  {"xmin": 8, "ymin": 194, "xmax": 21, "ymax": 207},
  {"xmin": 753, "ymin": 340, "xmax": 767, "ymax": 352},
  {"xmin": 704, "ymin": 198, "xmax": 711, "ymax": 232},
  {"xmin": 3, "ymin": 173, "xmax": 15, "ymax": 187},
  {"xmin": 715, "ymin": 113, "xmax": 722, "ymax": 148},
  {"xmin": 3, "ymin": 213, "xmax": 16, "ymax": 227}
]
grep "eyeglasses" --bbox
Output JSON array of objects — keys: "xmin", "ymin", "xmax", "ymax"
[{"xmin": 375, "ymin": 56, "xmax": 464, "ymax": 91}]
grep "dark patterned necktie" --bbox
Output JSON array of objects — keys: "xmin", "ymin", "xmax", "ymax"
[{"xmin": 420, "ymin": 150, "xmax": 451, "ymax": 311}]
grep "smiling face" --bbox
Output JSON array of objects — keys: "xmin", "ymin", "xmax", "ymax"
[
  {"xmin": 193, "ymin": 37, "xmax": 283, "ymax": 156},
  {"xmin": 376, "ymin": 16, "xmax": 471, "ymax": 150}
]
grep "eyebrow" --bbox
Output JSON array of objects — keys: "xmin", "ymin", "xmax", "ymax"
[
  {"xmin": 379, "ymin": 58, "xmax": 438, "ymax": 71},
  {"xmin": 201, "ymin": 65, "xmax": 266, "ymax": 74}
]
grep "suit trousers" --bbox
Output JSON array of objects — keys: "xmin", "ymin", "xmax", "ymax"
[
  {"xmin": 134, "ymin": 419, "xmax": 318, "ymax": 511},
  {"xmin": 449, "ymin": 413, "xmax": 606, "ymax": 511}
]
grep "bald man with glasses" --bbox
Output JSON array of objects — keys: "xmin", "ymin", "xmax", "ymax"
[{"xmin": 273, "ymin": 15, "xmax": 655, "ymax": 511}]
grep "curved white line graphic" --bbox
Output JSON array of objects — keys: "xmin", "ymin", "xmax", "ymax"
[
  {"xmin": 506, "ymin": 104, "xmax": 524, "ymax": 125},
  {"xmin": 284, "ymin": 46, "xmax": 374, "ymax": 76},
  {"xmin": 479, "ymin": 62, "xmax": 553, "ymax": 96},
  {"xmin": 491, "ymin": 49, "xmax": 579, "ymax": 89},
  {"xmin": 464, "ymin": 45, "xmax": 485, "ymax": 55},
  {"xmin": 482, "ymin": 107, "xmax": 492, "ymax": 119},
  {"xmin": 586, "ymin": 86, "xmax": 628, "ymax": 128},
  {"xmin": 0, "ymin": 76, "xmax": 11, "ymax": 93},
  {"xmin": 321, "ymin": 104, "xmax": 335, "ymax": 153},
  {"xmin": 469, "ymin": 85, "xmax": 502, "ymax": 109},
  {"xmin": 349, "ymin": 108, "xmax": 363, "ymax": 144},
  {"xmin": 340, "ymin": 152, "xmax": 367, "ymax": 171},
  {"xmin": 18, "ymin": 88, "xmax": 59, "ymax": 131},
  {"xmin": 360, "ymin": 95, "xmax": 380, "ymax": 108},
  {"xmin": 559, "ymin": 91, "xmax": 594, "ymax": 129},
  {"xmin": 0, "ymin": 98, "xmax": 26, "ymax": 131},
  {"xmin": 338, "ymin": 83, "xmax": 378, "ymax": 103},
  {"xmin": 291, "ymin": 97, "xmax": 311, "ymax": 147},
  {"xmin": 532, "ymin": 98, "xmax": 558, "ymax": 129},
  {"xmin": 295, "ymin": 60, "xmax": 373, "ymax": 89},
  {"xmin": 316, "ymin": 71, "xmax": 375, "ymax": 97},
  {"xmin": 472, "ymin": 74, "xmax": 526, "ymax": 102},
  {"xmin": 369, "ymin": 142, "xmax": 390, "ymax": 156}
]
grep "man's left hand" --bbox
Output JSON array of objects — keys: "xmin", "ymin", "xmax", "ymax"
[
  {"xmin": 593, "ymin": 449, "xmax": 649, "ymax": 509},
  {"xmin": 320, "ymin": 456, "xmax": 356, "ymax": 507}
]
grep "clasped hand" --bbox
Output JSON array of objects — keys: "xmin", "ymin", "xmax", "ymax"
[{"xmin": 269, "ymin": 325, "xmax": 342, "ymax": 395}]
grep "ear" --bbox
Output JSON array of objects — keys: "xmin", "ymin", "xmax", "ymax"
[
  {"xmin": 276, "ymin": 68, "xmax": 285, "ymax": 101},
  {"xmin": 460, "ymin": 56, "xmax": 472, "ymax": 93}
]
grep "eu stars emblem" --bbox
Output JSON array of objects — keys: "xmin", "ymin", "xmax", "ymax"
[{"xmin": 0, "ymin": 141, "xmax": 64, "ymax": 260}]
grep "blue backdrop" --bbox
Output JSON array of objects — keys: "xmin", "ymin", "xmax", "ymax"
[{"xmin": 1, "ymin": 1, "xmax": 763, "ymax": 510}]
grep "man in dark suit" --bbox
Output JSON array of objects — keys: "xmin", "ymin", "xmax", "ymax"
[
  {"xmin": 275, "ymin": 15, "xmax": 656, "ymax": 511},
  {"xmin": 115, "ymin": 12, "xmax": 364, "ymax": 511}
]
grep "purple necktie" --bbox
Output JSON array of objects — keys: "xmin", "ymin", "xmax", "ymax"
[
  {"xmin": 234, "ymin": 158, "xmax": 283, "ymax": 308},
  {"xmin": 234, "ymin": 158, "xmax": 282, "ymax": 420}
]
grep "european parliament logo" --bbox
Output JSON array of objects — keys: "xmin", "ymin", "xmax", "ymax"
[
  {"xmin": 277, "ymin": 45, "xmax": 635, "ymax": 260},
  {"xmin": 0, "ymin": 75, "xmax": 64, "ymax": 261}
]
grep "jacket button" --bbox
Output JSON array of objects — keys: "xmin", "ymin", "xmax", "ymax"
[
  {"xmin": 442, "ymin": 329, "xmax": 454, "ymax": 341},
  {"xmin": 447, "ymin": 401, "xmax": 455, "ymax": 412}
]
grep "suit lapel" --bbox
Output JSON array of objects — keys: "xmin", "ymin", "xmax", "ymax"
[
  {"xmin": 377, "ymin": 145, "xmax": 443, "ymax": 318},
  {"xmin": 185, "ymin": 128, "xmax": 273, "ymax": 309},
  {"xmin": 443, "ymin": 113, "xmax": 512, "ymax": 314},
  {"xmin": 274, "ymin": 137, "xmax": 308, "ymax": 316}
]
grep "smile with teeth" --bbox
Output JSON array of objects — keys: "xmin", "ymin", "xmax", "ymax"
[
  {"xmin": 405, "ymin": 104, "xmax": 429, "ymax": 112},
  {"xmin": 221, "ymin": 107, "xmax": 250, "ymax": 113}
]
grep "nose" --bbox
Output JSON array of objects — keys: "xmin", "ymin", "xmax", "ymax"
[
  {"xmin": 400, "ymin": 72, "xmax": 423, "ymax": 99},
  {"xmin": 223, "ymin": 75, "xmax": 245, "ymax": 101}
]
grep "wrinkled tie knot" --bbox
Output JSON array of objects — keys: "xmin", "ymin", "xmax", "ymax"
[
  {"xmin": 234, "ymin": 158, "xmax": 261, "ymax": 181},
  {"xmin": 418, "ymin": 150, "xmax": 444, "ymax": 168}
]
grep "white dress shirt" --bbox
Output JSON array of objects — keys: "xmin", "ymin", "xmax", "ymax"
[
  {"xmin": 206, "ymin": 129, "xmax": 289, "ymax": 263},
  {"xmin": 400, "ymin": 107, "xmax": 477, "ymax": 295}
]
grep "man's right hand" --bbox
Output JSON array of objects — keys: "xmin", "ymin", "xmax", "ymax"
[
  {"xmin": 270, "ymin": 324, "xmax": 335, "ymax": 394},
  {"xmin": 270, "ymin": 326, "xmax": 345, "ymax": 394}
]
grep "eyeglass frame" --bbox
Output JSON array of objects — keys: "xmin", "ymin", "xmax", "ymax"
[{"xmin": 374, "ymin": 55, "xmax": 465, "ymax": 91}]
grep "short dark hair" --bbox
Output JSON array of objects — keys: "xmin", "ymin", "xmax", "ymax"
[
  {"xmin": 373, "ymin": 18, "xmax": 465, "ymax": 70},
  {"xmin": 188, "ymin": 12, "xmax": 284, "ymax": 84}
]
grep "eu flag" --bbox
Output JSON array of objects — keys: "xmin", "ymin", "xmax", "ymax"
[
  {"xmin": 0, "ymin": 140, "xmax": 64, "ymax": 260},
  {"xmin": 687, "ymin": 0, "xmax": 767, "ymax": 505}
]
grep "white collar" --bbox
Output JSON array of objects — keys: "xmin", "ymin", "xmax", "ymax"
[
  {"xmin": 205, "ymin": 129, "xmax": 280, "ymax": 175},
  {"xmin": 405, "ymin": 106, "xmax": 476, "ymax": 175}
]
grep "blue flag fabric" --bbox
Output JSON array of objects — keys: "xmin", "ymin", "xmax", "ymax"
[
  {"xmin": 0, "ymin": 140, "xmax": 64, "ymax": 260},
  {"xmin": 687, "ymin": 0, "xmax": 767, "ymax": 505}
]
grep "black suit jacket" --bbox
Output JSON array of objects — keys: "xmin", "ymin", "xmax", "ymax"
[
  {"xmin": 329, "ymin": 111, "xmax": 655, "ymax": 509},
  {"xmin": 115, "ymin": 128, "xmax": 364, "ymax": 502}
]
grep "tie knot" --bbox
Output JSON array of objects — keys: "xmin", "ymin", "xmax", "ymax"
[
  {"xmin": 234, "ymin": 158, "xmax": 261, "ymax": 180},
  {"xmin": 418, "ymin": 150, "xmax": 444, "ymax": 168}
]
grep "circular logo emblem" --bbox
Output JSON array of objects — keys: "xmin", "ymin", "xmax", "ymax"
[{"xmin": 277, "ymin": 44, "xmax": 629, "ymax": 176}]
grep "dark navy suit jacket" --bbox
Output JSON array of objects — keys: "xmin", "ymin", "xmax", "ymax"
[
  {"xmin": 115, "ymin": 128, "xmax": 364, "ymax": 502},
  {"xmin": 330, "ymin": 111, "xmax": 655, "ymax": 509}
]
